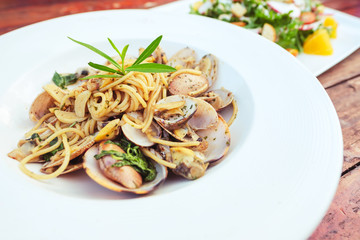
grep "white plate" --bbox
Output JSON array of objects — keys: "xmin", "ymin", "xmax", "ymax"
[
  {"xmin": 153, "ymin": 0, "xmax": 360, "ymax": 76},
  {"xmin": 0, "ymin": 10, "xmax": 342, "ymax": 240}
]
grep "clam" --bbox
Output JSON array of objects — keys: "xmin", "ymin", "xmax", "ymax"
[
  {"xmin": 154, "ymin": 95, "xmax": 197, "ymax": 131},
  {"xmin": 200, "ymin": 88, "xmax": 234, "ymax": 111},
  {"xmin": 168, "ymin": 47, "xmax": 197, "ymax": 69},
  {"xmin": 83, "ymin": 143, "xmax": 167, "ymax": 194},
  {"xmin": 121, "ymin": 112, "xmax": 161, "ymax": 147},
  {"xmin": 157, "ymin": 144, "xmax": 172, "ymax": 163},
  {"xmin": 98, "ymin": 141, "xmax": 143, "ymax": 189},
  {"xmin": 196, "ymin": 115, "xmax": 231, "ymax": 165},
  {"xmin": 152, "ymin": 46, "xmax": 168, "ymax": 64},
  {"xmin": 160, "ymin": 124, "xmax": 192, "ymax": 141},
  {"xmin": 169, "ymin": 147, "xmax": 208, "ymax": 180},
  {"xmin": 168, "ymin": 72, "xmax": 209, "ymax": 97},
  {"xmin": 8, "ymin": 138, "xmax": 38, "ymax": 162},
  {"xmin": 154, "ymin": 144, "xmax": 208, "ymax": 180},
  {"xmin": 41, "ymin": 157, "xmax": 83, "ymax": 175},
  {"xmin": 41, "ymin": 135, "xmax": 95, "ymax": 169},
  {"xmin": 187, "ymin": 98, "xmax": 218, "ymax": 130},
  {"xmin": 197, "ymin": 54, "xmax": 218, "ymax": 88},
  {"xmin": 29, "ymin": 91, "xmax": 56, "ymax": 121}
]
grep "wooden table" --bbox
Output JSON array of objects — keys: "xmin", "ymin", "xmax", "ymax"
[{"xmin": 1, "ymin": 0, "xmax": 359, "ymax": 239}]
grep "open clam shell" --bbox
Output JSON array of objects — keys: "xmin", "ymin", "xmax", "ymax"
[
  {"xmin": 200, "ymin": 88, "xmax": 234, "ymax": 111},
  {"xmin": 196, "ymin": 115, "xmax": 230, "ymax": 165},
  {"xmin": 122, "ymin": 112, "xmax": 161, "ymax": 147},
  {"xmin": 152, "ymin": 46, "xmax": 168, "ymax": 64},
  {"xmin": 187, "ymin": 98, "xmax": 218, "ymax": 130},
  {"xmin": 168, "ymin": 47, "xmax": 197, "ymax": 69},
  {"xmin": 83, "ymin": 145, "xmax": 167, "ymax": 194},
  {"xmin": 213, "ymin": 88, "xmax": 234, "ymax": 109},
  {"xmin": 42, "ymin": 135, "xmax": 95, "ymax": 169},
  {"xmin": 154, "ymin": 95, "xmax": 197, "ymax": 131},
  {"xmin": 197, "ymin": 54, "xmax": 218, "ymax": 88},
  {"xmin": 168, "ymin": 72, "xmax": 209, "ymax": 97},
  {"xmin": 29, "ymin": 91, "xmax": 56, "ymax": 122}
]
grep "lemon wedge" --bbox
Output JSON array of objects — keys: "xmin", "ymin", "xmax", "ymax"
[{"xmin": 304, "ymin": 29, "xmax": 333, "ymax": 55}]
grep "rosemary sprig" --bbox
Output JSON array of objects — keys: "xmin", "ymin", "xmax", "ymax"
[
  {"xmin": 126, "ymin": 63, "xmax": 178, "ymax": 73},
  {"xmin": 68, "ymin": 35, "xmax": 176, "ymax": 79},
  {"xmin": 68, "ymin": 37, "xmax": 123, "ymax": 72},
  {"xmin": 80, "ymin": 74, "xmax": 124, "ymax": 80},
  {"xmin": 132, "ymin": 35, "xmax": 162, "ymax": 66}
]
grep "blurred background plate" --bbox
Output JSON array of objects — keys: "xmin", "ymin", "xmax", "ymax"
[{"xmin": 153, "ymin": 0, "xmax": 360, "ymax": 76}]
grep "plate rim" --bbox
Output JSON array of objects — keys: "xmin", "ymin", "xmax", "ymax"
[{"xmin": 0, "ymin": 9, "xmax": 343, "ymax": 240}]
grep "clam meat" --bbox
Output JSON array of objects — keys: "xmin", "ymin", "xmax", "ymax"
[
  {"xmin": 154, "ymin": 95, "xmax": 197, "ymax": 131},
  {"xmin": 83, "ymin": 140, "xmax": 167, "ymax": 194}
]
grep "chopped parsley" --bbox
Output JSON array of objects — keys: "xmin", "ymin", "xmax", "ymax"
[
  {"xmin": 41, "ymin": 137, "xmax": 64, "ymax": 162},
  {"xmin": 27, "ymin": 133, "xmax": 41, "ymax": 141}
]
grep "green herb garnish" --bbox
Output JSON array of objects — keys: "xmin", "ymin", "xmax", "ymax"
[
  {"xmin": 94, "ymin": 139, "xmax": 156, "ymax": 182},
  {"xmin": 28, "ymin": 133, "xmax": 41, "ymax": 141},
  {"xmin": 52, "ymin": 72, "xmax": 78, "ymax": 89},
  {"xmin": 68, "ymin": 35, "xmax": 176, "ymax": 79},
  {"xmin": 68, "ymin": 121, "xmax": 78, "ymax": 128},
  {"xmin": 41, "ymin": 137, "xmax": 64, "ymax": 162}
]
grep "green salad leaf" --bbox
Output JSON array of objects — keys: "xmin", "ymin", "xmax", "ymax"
[
  {"xmin": 190, "ymin": 0, "xmax": 321, "ymax": 53},
  {"xmin": 243, "ymin": 0, "xmax": 292, "ymax": 29},
  {"xmin": 276, "ymin": 20, "xmax": 313, "ymax": 51}
]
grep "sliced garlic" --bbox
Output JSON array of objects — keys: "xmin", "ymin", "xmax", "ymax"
[
  {"xmin": 74, "ymin": 90, "xmax": 91, "ymax": 117},
  {"xmin": 54, "ymin": 110, "xmax": 88, "ymax": 124}
]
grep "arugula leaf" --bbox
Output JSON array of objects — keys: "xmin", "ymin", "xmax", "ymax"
[
  {"xmin": 52, "ymin": 72, "xmax": 78, "ymax": 89},
  {"xmin": 276, "ymin": 19, "xmax": 314, "ymax": 51},
  {"xmin": 126, "ymin": 63, "xmax": 177, "ymax": 73},
  {"xmin": 94, "ymin": 139, "xmax": 157, "ymax": 182},
  {"xmin": 244, "ymin": 3, "xmax": 292, "ymax": 28},
  {"xmin": 132, "ymin": 35, "xmax": 162, "ymax": 66}
]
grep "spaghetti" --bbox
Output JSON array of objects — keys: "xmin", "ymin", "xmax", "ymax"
[{"xmin": 8, "ymin": 43, "xmax": 237, "ymax": 188}]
